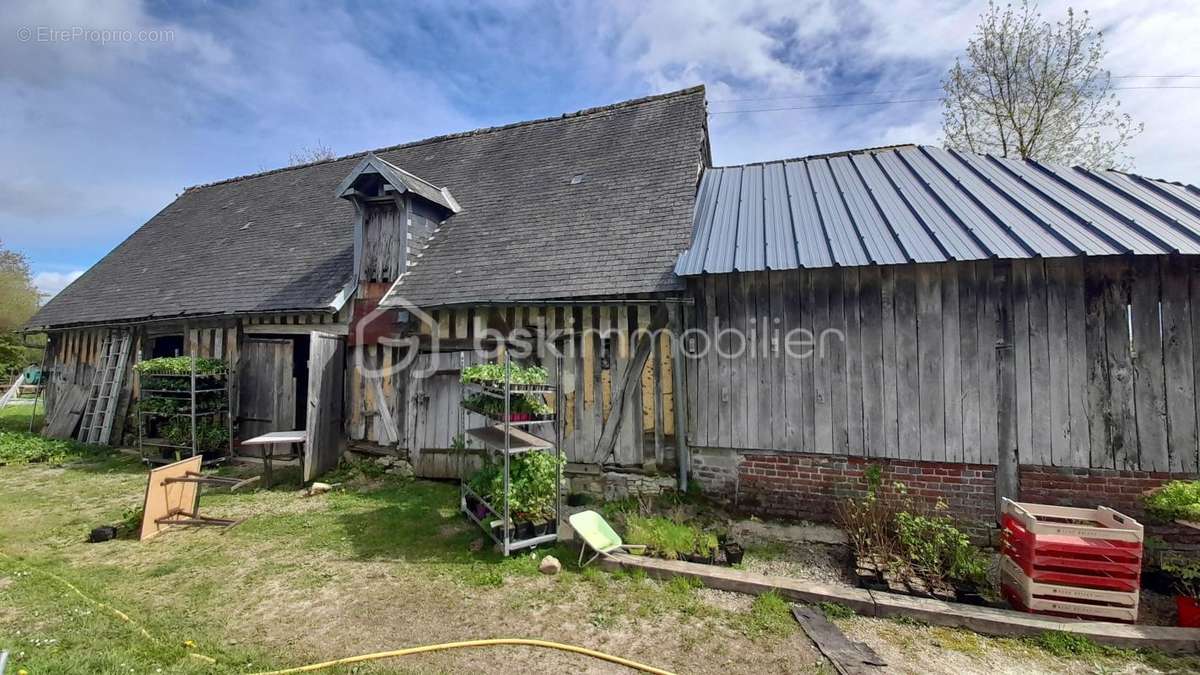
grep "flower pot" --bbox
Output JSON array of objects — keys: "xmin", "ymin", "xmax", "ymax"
[
  {"xmin": 1178, "ymin": 595, "xmax": 1200, "ymax": 628},
  {"xmin": 683, "ymin": 552, "xmax": 716, "ymax": 565},
  {"xmin": 515, "ymin": 520, "xmax": 535, "ymax": 541},
  {"xmin": 723, "ymin": 542, "xmax": 745, "ymax": 566}
]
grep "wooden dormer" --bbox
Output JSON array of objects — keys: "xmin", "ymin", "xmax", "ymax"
[{"xmin": 335, "ymin": 153, "xmax": 460, "ymax": 285}]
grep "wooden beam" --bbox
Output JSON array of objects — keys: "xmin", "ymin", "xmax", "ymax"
[{"xmin": 670, "ymin": 303, "xmax": 690, "ymax": 490}]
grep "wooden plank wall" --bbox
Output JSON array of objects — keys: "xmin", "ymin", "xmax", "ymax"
[
  {"xmin": 686, "ymin": 256, "xmax": 1200, "ymax": 473},
  {"xmin": 344, "ymin": 304, "xmax": 678, "ymax": 468}
]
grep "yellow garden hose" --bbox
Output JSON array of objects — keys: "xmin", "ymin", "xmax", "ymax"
[{"xmin": 251, "ymin": 638, "xmax": 678, "ymax": 675}]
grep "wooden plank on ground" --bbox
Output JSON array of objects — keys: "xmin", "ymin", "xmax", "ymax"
[{"xmin": 792, "ymin": 606, "xmax": 887, "ymax": 675}]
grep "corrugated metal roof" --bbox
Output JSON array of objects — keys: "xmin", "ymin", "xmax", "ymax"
[{"xmin": 675, "ymin": 145, "xmax": 1200, "ymax": 275}]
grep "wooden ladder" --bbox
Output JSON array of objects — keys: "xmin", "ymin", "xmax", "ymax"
[{"xmin": 79, "ymin": 331, "xmax": 132, "ymax": 445}]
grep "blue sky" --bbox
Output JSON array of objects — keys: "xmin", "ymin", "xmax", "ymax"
[{"xmin": 3, "ymin": 0, "xmax": 1199, "ymax": 299}]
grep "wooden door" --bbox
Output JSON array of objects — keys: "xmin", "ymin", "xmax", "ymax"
[
  {"xmin": 304, "ymin": 331, "xmax": 345, "ymax": 481},
  {"xmin": 238, "ymin": 338, "xmax": 295, "ymax": 441}
]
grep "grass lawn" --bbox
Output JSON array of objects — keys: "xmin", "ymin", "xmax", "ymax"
[{"xmin": 1, "ymin": 414, "xmax": 1197, "ymax": 674}]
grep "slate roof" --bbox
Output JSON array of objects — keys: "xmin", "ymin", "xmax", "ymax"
[
  {"xmin": 29, "ymin": 86, "xmax": 708, "ymax": 329},
  {"xmin": 676, "ymin": 145, "xmax": 1200, "ymax": 275}
]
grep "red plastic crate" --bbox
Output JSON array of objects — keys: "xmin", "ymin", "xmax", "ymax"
[
  {"xmin": 1001, "ymin": 512, "xmax": 1142, "ymax": 560},
  {"xmin": 1003, "ymin": 548, "xmax": 1139, "ymax": 593},
  {"xmin": 1000, "ymin": 557, "xmax": 1139, "ymax": 623}
]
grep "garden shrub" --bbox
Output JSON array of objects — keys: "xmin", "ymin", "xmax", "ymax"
[
  {"xmin": 0, "ymin": 430, "xmax": 96, "ymax": 466},
  {"xmin": 1143, "ymin": 480, "xmax": 1200, "ymax": 523}
]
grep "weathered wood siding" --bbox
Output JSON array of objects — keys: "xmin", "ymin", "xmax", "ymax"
[
  {"xmin": 43, "ymin": 312, "xmax": 341, "ymax": 445},
  {"xmin": 686, "ymin": 256, "xmax": 1200, "ymax": 473},
  {"xmin": 344, "ymin": 304, "xmax": 679, "ymax": 468}
]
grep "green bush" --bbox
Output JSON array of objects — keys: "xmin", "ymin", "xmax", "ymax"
[
  {"xmin": 895, "ymin": 511, "xmax": 989, "ymax": 586},
  {"xmin": 0, "ymin": 430, "xmax": 96, "ymax": 466},
  {"xmin": 1143, "ymin": 480, "xmax": 1200, "ymax": 522}
]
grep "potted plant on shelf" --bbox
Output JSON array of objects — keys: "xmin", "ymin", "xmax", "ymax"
[{"xmin": 1160, "ymin": 553, "xmax": 1200, "ymax": 627}]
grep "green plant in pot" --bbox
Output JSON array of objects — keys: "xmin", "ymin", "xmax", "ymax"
[
  {"xmin": 466, "ymin": 451, "xmax": 562, "ymax": 539},
  {"xmin": 1161, "ymin": 554, "xmax": 1200, "ymax": 628}
]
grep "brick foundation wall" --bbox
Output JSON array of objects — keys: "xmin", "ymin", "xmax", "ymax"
[
  {"xmin": 1020, "ymin": 465, "xmax": 1200, "ymax": 552},
  {"xmin": 691, "ymin": 448, "xmax": 997, "ymax": 537}
]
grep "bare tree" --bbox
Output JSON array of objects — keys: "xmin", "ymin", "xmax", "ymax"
[
  {"xmin": 942, "ymin": 1, "xmax": 1142, "ymax": 170},
  {"xmin": 288, "ymin": 140, "xmax": 337, "ymax": 166}
]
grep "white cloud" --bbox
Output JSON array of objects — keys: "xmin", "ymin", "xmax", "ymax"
[{"xmin": 33, "ymin": 270, "xmax": 84, "ymax": 300}]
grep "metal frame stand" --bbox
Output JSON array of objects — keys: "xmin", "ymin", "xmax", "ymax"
[{"xmin": 459, "ymin": 349, "xmax": 563, "ymax": 556}]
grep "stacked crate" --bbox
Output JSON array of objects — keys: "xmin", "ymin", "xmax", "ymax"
[{"xmin": 1000, "ymin": 499, "xmax": 1143, "ymax": 623}]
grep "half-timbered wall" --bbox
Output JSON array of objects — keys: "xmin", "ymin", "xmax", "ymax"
[
  {"xmin": 345, "ymin": 304, "xmax": 680, "ymax": 468},
  {"xmin": 686, "ymin": 255, "xmax": 1200, "ymax": 474}
]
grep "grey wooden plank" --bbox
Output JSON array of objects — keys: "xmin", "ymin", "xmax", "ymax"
[
  {"xmin": 653, "ymin": 327, "xmax": 666, "ymax": 465},
  {"xmin": 993, "ymin": 261, "xmax": 1018, "ymax": 516},
  {"xmin": 799, "ymin": 269, "xmax": 817, "ymax": 454},
  {"xmin": 783, "ymin": 270, "xmax": 804, "ymax": 450},
  {"xmin": 715, "ymin": 276, "xmax": 734, "ymax": 449},
  {"xmin": 916, "ymin": 264, "xmax": 945, "ymax": 462},
  {"xmin": 941, "ymin": 264, "xmax": 964, "ymax": 463},
  {"xmin": 1084, "ymin": 261, "xmax": 1114, "ymax": 469},
  {"xmin": 1044, "ymin": 260, "xmax": 1074, "ymax": 466},
  {"xmin": 1011, "ymin": 260, "xmax": 1035, "ymax": 465},
  {"xmin": 754, "ymin": 272, "xmax": 774, "ymax": 449},
  {"xmin": 812, "ymin": 270, "xmax": 833, "ymax": 453},
  {"xmin": 731, "ymin": 274, "xmax": 752, "ymax": 448},
  {"xmin": 769, "ymin": 271, "xmax": 788, "ymax": 450},
  {"xmin": 976, "ymin": 260, "xmax": 1000, "ymax": 465},
  {"xmin": 1163, "ymin": 257, "xmax": 1199, "ymax": 474},
  {"xmin": 1103, "ymin": 260, "xmax": 1139, "ymax": 470},
  {"xmin": 894, "ymin": 266, "xmax": 921, "ymax": 460},
  {"xmin": 1131, "ymin": 257, "xmax": 1169, "ymax": 472},
  {"xmin": 844, "ymin": 268, "xmax": 865, "ymax": 456},
  {"xmin": 1028, "ymin": 260, "xmax": 1055, "ymax": 466},
  {"xmin": 1060, "ymin": 259, "xmax": 1092, "ymax": 468},
  {"xmin": 1189, "ymin": 257, "xmax": 1200, "ymax": 474},
  {"xmin": 858, "ymin": 267, "xmax": 885, "ymax": 458},
  {"xmin": 879, "ymin": 267, "xmax": 900, "ymax": 459},
  {"xmin": 693, "ymin": 278, "xmax": 710, "ymax": 447},
  {"xmin": 829, "ymin": 269, "xmax": 849, "ymax": 455},
  {"xmin": 591, "ymin": 306, "xmax": 604, "ymax": 460}
]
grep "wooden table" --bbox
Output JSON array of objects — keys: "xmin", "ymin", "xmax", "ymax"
[{"xmin": 241, "ymin": 430, "xmax": 307, "ymax": 487}]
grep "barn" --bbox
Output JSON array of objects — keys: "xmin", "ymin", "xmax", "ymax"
[{"xmin": 26, "ymin": 86, "xmax": 1200, "ymax": 543}]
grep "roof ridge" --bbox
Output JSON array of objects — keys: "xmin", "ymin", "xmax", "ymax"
[
  {"xmin": 186, "ymin": 85, "xmax": 706, "ymax": 192},
  {"xmin": 712, "ymin": 143, "xmax": 918, "ymax": 169}
]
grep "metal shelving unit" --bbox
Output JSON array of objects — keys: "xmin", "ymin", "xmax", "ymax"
[
  {"xmin": 459, "ymin": 353, "xmax": 564, "ymax": 556},
  {"xmin": 136, "ymin": 356, "xmax": 233, "ymax": 466}
]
